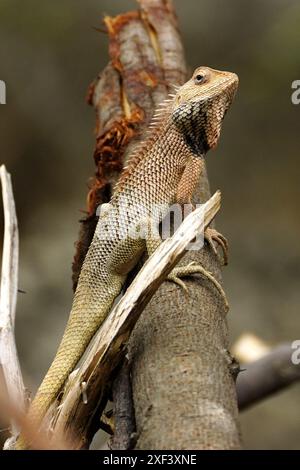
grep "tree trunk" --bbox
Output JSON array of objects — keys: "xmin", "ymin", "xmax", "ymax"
[{"xmin": 73, "ymin": 0, "xmax": 241, "ymax": 450}]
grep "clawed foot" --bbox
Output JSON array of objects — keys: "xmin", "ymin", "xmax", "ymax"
[
  {"xmin": 167, "ymin": 262, "xmax": 196, "ymax": 291},
  {"xmin": 205, "ymin": 227, "xmax": 228, "ymax": 265},
  {"xmin": 167, "ymin": 262, "xmax": 229, "ymax": 310}
]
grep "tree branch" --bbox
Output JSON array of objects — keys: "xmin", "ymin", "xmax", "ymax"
[
  {"xmin": 69, "ymin": 0, "xmax": 241, "ymax": 450},
  {"xmin": 110, "ymin": 360, "xmax": 136, "ymax": 449},
  {"xmin": 0, "ymin": 165, "xmax": 26, "ymax": 445},
  {"xmin": 125, "ymin": 0, "xmax": 241, "ymax": 450},
  {"xmin": 51, "ymin": 192, "xmax": 222, "ymax": 448},
  {"xmin": 237, "ymin": 343, "xmax": 300, "ymax": 410}
]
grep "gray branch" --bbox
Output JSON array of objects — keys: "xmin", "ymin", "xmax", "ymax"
[
  {"xmin": 237, "ymin": 343, "xmax": 300, "ymax": 410},
  {"xmin": 50, "ymin": 192, "xmax": 222, "ymax": 448}
]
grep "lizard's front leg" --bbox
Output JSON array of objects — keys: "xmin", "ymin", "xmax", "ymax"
[
  {"xmin": 180, "ymin": 204, "xmax": 229, "ymax": 266},
  {"xmin": 176, "ymin": 157, "xmax": 229, "ymax": 265},
  {"xmin": 204, "ymin": 227, "xmax": 228, "ymax": 265}
]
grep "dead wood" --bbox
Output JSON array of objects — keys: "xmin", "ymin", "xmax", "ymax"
[
  {"xmin": 51, "ymin": 192, "xmax": 222, "ymax": 449},
  {"xmin": 0, "ymin": 165, "xmax": 26, "ymax": 448}
]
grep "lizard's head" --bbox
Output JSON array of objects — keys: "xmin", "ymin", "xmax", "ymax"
[{"xmin": 172, "ymin": 66, "xmax": 239, "ymax": 155}]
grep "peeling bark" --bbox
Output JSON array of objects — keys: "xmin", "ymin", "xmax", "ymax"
[{"xmin": 72, "ymin": 2, "xmax": 187, "ymax": 293}]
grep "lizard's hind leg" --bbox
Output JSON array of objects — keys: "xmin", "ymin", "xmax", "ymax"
[{"xmin": 144, "ymin": 219, "xmax": 228, "ymax": 309}]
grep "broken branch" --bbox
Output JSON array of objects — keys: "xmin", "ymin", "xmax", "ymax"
[
  {"xmin": 51, "ymin": 191, "xmax": 222, "ymax": 448},
  {"xmin": 0, "ymin": 165, "xmax": 26, "ymax": 443}
]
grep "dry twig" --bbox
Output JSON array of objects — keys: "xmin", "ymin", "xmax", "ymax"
[
  {"xmin": 0, "ymin": 165, "xmax": 26, "ymax": 445},
  {"xmin": 51, "ymin": 192, "xmax": 222, "ymax": 448}
]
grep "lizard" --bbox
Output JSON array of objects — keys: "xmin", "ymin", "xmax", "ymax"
[{"xmin": 16, "ymin": 66, "xmax": 238, "ymax": 449}]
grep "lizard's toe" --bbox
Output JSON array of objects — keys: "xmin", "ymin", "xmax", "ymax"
[
  {"xmin": 205, "ymin": 228, "xmax": 229, "ymax": 266},
  {"xmin": 167, "ymin": 270, "xmax": 188, "ymax": 291}
]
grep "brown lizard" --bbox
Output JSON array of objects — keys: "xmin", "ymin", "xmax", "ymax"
[{"xmin": 16, "ymin": 66, "xmax": 238, "ymax": 449}]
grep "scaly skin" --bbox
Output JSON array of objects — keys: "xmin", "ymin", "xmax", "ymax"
[{"xmin": 16, "ymin": 67, "xmax": 238, "ymax": 449}]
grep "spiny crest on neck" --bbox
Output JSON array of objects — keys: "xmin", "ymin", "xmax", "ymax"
[{"xmin": 113, "ymin": 90, "xmax": 177, "ymax": 195}]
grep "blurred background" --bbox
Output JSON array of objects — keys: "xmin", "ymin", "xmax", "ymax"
[{"xmin": 0, "ymin": 0, "xmax": 299, "ymax": 449}]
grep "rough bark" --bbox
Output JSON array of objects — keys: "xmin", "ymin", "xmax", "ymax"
[
  {"xmin": 128, "ymin": 187, "xmax": 241, "ymax": 449},
  {"xmin": 72, "ymin": 0, "xmax": 241, "ymax": 449},
  {"xmin": 111, "ymin": 360, "xmax": 136, "ymax": 450}
]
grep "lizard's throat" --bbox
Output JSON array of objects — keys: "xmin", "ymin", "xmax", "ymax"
[
  {"xmin": 183, "ymin": 130, "xmax": 210, "ymax": 156},
  {"xmin": 172, "ymin": 99, "xmax": 222, "ymax": 156}
]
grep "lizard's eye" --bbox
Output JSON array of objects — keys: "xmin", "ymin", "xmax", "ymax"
[{"xmin": 194, "ymin": 74, "xmax": 204, "ymax": 84}]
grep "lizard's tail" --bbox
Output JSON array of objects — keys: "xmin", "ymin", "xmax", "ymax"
[{"xmin": 15, "ymin": 271, "xmax": 123, "ymax": 450}]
